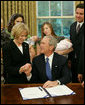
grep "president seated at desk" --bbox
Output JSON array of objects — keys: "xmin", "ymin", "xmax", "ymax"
[{"xmin": 20, "ymin": 36, "xmax": 72, "ymax": 88}]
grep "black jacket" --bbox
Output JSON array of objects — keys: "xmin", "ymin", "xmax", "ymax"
[
  {"xmin": 77, "ymin": 36, "xmax": 84, "ymax": 75},
  {"xmin": 2, "ymin": 40, "xmax": 31, "ymax": 84},
  {"xmin": 30, "ymin": 53, "xmax": 72, "ymax": 84},
  {"xmin": 1, "ymin": 29, "xmax": 11, "ymax": 48},
  {"xmin": 69, "ymin": 22, "xmax": 84, "ymax": 62}
]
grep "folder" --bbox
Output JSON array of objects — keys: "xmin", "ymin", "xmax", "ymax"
[{"xmin": 19, "ymin": 85, "xmax": 76, "ymax": 100}]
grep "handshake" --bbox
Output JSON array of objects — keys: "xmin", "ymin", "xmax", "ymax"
[{"xmin": 19, "ymin": 63, "xmax": 32, "ymax": 76}]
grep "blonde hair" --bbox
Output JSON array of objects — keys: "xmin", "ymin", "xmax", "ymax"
[{"xmin": 11, "ymin": 23, "xmax": 29, "ymax": 39}]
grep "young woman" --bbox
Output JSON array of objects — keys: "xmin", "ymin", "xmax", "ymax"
[{"xmin": 37, "ymin": 22, "xmax": 73, "ymax": 57}]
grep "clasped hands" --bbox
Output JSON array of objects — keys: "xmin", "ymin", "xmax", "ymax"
[
  {"xmin": 19, "ymin": 63, "xmax": 32, "ymax": 76},
  {"xmin": 19, "ymin": 64, "xmax": 59, "ymax": 88}
]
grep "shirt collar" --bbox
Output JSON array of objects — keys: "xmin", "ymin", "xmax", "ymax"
[
  {"xmin": 77, "ymin": 22, "xmax": 84, "ymax": 28},
  {"xmin": 45, "ymin": 53, "xmax": 54, "ymax": 62}
]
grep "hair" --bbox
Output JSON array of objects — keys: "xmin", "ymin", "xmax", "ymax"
[
  {"xmin": 41, "ymin": 22, "xmax": 57, "ymax": 39},
  {"xmin": 11, "ymin": 23, "xmax": 29, "ymax": 39},
  {"xmin": 8, "ymin": 13, "xmax": 24, "ymax": 32},
  {"xmin": 76, "ymin": 3, "xmax": 84, "ymax": 9},
  {"xmin": 44, "ymin": 35, "xmax": 57, "ymax": 51}
]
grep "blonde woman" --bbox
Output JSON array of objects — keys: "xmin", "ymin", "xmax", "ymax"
[
  {"xmin": 5, "ymin": 13, "xmax": 36, "ymax": 62},
  {"xmin": 2, "ymin": 23, "xmax": 32, "ymax": 84}
]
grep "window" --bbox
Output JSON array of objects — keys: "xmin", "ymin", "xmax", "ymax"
[{"xmin": 36, "ymin": 1, "xmax": 75, "ymax": 38}]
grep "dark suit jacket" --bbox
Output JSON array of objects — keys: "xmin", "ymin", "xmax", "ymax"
[
  {"xmin": 68, "ymin": 22, "xmax": 84, "ymax": 76},
  {"xmin": 77, "ymin": 35, "xmax": 84, "ymax": 75},
  {"xmin": 2, "ymin": 39, "xmax": 31, "ymax": 84},
  {"xmin": 69, "ymin": 22, "xmax": 84, "ymax": 62},
  {"xmin": 30, "ymin": 53, "xmax": 72, "ymax": 84}
]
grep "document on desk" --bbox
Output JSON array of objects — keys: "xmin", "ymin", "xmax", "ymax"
[{"xmin": 19, "ymin": 85, "xmax": 76, "ymax": 100}]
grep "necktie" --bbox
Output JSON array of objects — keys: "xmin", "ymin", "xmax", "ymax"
[
  {"xmin": 76, "ymin": 24, "xmax": 80, "ymax": 33},
  {"xmin": 46, "ymin": 58, "xmax": 52, "ymax": 80}
]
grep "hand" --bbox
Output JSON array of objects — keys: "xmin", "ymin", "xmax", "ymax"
[
  {"xmin": 24, "ymin": 64, "xmax": 32, "ymax": 76},
  {"xmin": 78, "ymin": 74, "xmax": 83, "ymax": 83},
  {"xmin": 19, "ymin": 65, "xmax": 25, "ymax": 73},
  {"xmin": 19, "ymin": 63, "xmax": 32, "ymax": 76},
  {"xmin": 19, "ymin": 63, "xmax": 29, "ymax": 72},
  {"xmin": 55, "ymin": 50, "xmax": 63, "ymax": 55},
  {"xmin": 31, "ymin": 36, "xmax": 39, "ymax": 42},
  {"xmin": 43, "ymin": 80, "xmax": 59, "ymax": 88},
  {"xmin": 81, "ymin": 81, "xmax": 84, "ymax": 88},
  {"xmin": 68, "ymin": 60, "xmax": 71, "ymax": 69}
]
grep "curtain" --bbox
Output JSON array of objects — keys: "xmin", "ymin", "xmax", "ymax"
[
  {"xmin": 75, "ymin": 1, "xmax": 84, "ymax": 7},
  {"xmin": 1, "ymin": 1, "xmax": 37, "ymax": 36},
  {"xmin": 1, "ymin": 1, "xmax": 84, "ymax": 36}
]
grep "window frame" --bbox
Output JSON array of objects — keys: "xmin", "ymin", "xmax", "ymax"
[{"xmin": 36, "ymin": 1, "xmax": 75, "ymax": 37}]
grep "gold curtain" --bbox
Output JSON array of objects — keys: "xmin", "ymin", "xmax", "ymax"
[
  {"xmin": 1, "ymin": 1, "xmax": 84, "ymax": 35},
  {"xmin": 75, "ymin": 1, "xmax": 84, "ymax": 7},
  {"xmin": 1, "ymin": 1, "xmax": 37, "ymax": 36}
]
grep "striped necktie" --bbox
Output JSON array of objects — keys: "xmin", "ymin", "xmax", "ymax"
[{"xmin": 76, "ymin": 24, "xmax": 80, "ymax": 33}]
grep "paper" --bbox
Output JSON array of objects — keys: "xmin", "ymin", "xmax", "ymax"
[
  {"xmin": 19, "ymin": 87, "xmax": 47, "ymax": 100},
  {"xmin": 19, "ymin": 85, "xmax": 76, "ymax": 100},
  {"xmin": 45, "ymin": 85, "xmax": 76, "ymax": 97}
]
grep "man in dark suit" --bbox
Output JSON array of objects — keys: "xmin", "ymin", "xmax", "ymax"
[
  {"xmin": 30, "ymin": 36, "xmax": 72, "ymax": 88},
  {"xmin": 68, "ymin": 3, "xmax": 84, "ymax": 83}
]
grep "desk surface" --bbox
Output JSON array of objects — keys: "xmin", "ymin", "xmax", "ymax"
[{"xmin": 1, "ymin": 83, "xmax": 84, "ymax": 104}]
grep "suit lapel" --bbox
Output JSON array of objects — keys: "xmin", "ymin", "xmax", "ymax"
[
  {"xmin": 39, "ymin": 54, "xmax": 48, "ymax": 81},
  {"xmin": 75, "ymin": 22, "xmax": 84, "ymax": 35},
  {"xmin": 52, "ymin": 53, "xmax": 58, "ymax": 69},
  {"xmin": 22, "ymin": 42, "xmax": 27, "ymax": 56},
  {"xmin": 75, "ymin": 23, "xmax": 84, "ymax": 45},
  {"xmin": 71, "ymin": 22, "xmax": 77, "ymax": 41},
  {"xmin": 74, "ymin": 22, "xmax": 77, "ymax": 36},
  {"xmin": 52, "ymin": 53, "xmax": 59, "ymax": 80},
  {"xmin": 78, "ymin": 23, "xmax": 84, "ymax": 34},
  {"xmin": 12, "ymin": 40, "xmax": 24, "ymax": 56}
]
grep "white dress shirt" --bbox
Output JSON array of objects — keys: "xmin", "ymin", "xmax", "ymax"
[
  {"xmin": 26, "ymin": 53, "xmax": 61, "ymax": 84},
  {"xmin": 18, "ymin": 45, "xmax": 23, "ymax": 54},
  {"xmin": 45, "ymin": 53, "xmax": 54, "ymax": 70},
  {"xmin": 76, "ymin": 22, "xmax": 84, "ymax": 29},
  {"xmin": 45, "ymin": 53, "xmax": 61, "ymax": 85}
]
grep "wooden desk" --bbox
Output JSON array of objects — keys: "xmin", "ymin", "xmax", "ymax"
[{"xmin": 1, "ymin": 83, "xmax": 84, "ymax": 104}]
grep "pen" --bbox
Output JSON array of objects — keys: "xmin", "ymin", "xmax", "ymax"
[
  {"xmin": 70, "ymin": 92, "xmax": 75, "ymax": 95},
  {"xmin": 38, "ymin": 87, "xmax": 43, "ymax": 91}
]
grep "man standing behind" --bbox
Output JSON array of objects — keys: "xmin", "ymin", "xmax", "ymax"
[
  {"xmin": 30, "ymin": 36, "xmax": 71, "ymax": 88},
  {"xmin": 68, "ymin": 3, "xmax": 84, "ymax": 83}
]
